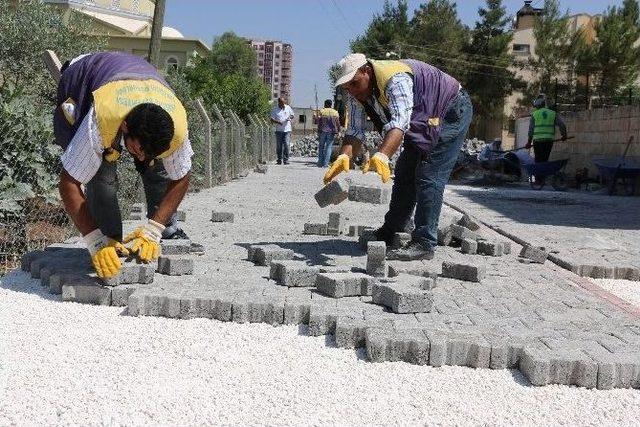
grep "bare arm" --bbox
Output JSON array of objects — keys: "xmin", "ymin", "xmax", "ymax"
[
  {"xmin": 339, "ymin": 135, "xmax": 363, "ymax": 158},
  {"xmin": 377, "ymin": 128, "xmax": 404, "ymax": 158},
  {"xmin": 150, "ymin": 173, "xmax": 190, "ymax": 225},
  {"xmin": 58, "ymin": 169, "xmax": 98, "ymax": 236}
]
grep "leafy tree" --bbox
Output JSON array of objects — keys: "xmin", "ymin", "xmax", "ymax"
[
  {"xmin": 408, "ymin": 0, "xmax": 469, "ymax": 78},
  {"xmin": 184, "ymin": 32, "xmax": 270, "ymax": 121},
  {"xmin": 204, "ymin": 32, "xmax": 258, "ymax": 79},
  {"xmin": 589, "ymin": 0, "xmax": 640, "ymax": 102},
  {"xmin": 0, "ymin": 0, "xmax": 106, "ymax": 98},
  {"xmin": 465, "ymin": 0, "xmax": 523, "ymax": 139},
  {"xmin": 526, "ymin": 0, "xmax": 573, "ymax": 105},
  {"xmin": 350, "ymin": 0, "xmax": 410, "ymax": 59}
]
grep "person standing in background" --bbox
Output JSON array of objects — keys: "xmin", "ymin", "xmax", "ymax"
[
  {"xmin": 316, "ymin": 99, "xmax": 341, "ymax": 167},
  {"xmin": 270, "ymin": 97, "xmax": 294, "ymax": 165}
]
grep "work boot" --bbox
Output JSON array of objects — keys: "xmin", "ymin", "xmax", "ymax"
[
  {"xmin": 373, "ymin": 227, "xmax": 395, "ymax": 247},
  {"xmin": 162, "ymin": 228, "xmax": 189, "ymax": 240},
  {"xmin": 387, "ymin": 242, "xmax": 434, "ymax": 261}
]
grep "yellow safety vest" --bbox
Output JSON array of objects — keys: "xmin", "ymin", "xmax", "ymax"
[
  {"xmin": 368, "ymin": 59, "xmax": 413, "ymax": 108},
  {"xmin": 92, "ymin": 79, "xmax": 187, "ymax": 159}
]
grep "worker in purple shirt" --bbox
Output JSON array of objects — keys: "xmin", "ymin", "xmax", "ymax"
[{"xmin": 323, "ymin": 53, "xmax": 472, "ymax": 261}]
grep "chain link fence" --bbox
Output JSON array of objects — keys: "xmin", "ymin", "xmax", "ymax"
[{"xmin": 0, "ymin": 100, "xmax": 276, "ymax": 274}]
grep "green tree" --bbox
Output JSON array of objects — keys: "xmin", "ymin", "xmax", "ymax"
[
  {"xmin": 407, "ymin": 0, "xmax": 469, "ymax": 78},
  {"xmin": 526, "ymin": 0, "xmax": 573, "ymax": 105},
  {"xmin": 465, "ymin": 0, "xmax": 523, "ymax": 140},
  {"xmin": 0, "ymin": 0, "xmax": 106, "ymax": 97},
  {"xmin": 204, "ymin": 31, "xmax": 258, "ymax": 79},
  {"xmin": 589, "ymin": 0, "xmax": 640, "ymax": 103},
  {"xmin": 350, "ymin": 0, "xmax": 410, "ymax": 59},
  {"xmin": 184, "ymin": 32, "xmax": 270, "ymax": 120}
]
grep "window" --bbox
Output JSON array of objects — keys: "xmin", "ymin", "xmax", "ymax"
[
  {"xmin": 274, "ymin": 77, "xmax": 279, "ymax": 82},
  {"xmin": 273, "ymin": 92, "xmax": 278, "ymax": 98},
  {"xmin": 165, "ymin": 56, "xmax": 179, "ymax": 71},
  {"xmin": 513, "ymin": 44, "xmax": 530, "ymax": 55},
  {"xmin": 259, "ymin": 45, "xmax": 264, "ymax": 50},
  {"xmin": 299, "ymin": 115, "xmax": 306, "ymax": 123}
]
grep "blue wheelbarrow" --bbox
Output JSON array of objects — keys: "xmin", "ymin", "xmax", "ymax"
[
  {"xmin": 523, "ymin": 158, "xmax": 570, "ymax": 191},
  {"xmin": 593, "ymin": 157, "xmax": 640, "ymax": 196}
]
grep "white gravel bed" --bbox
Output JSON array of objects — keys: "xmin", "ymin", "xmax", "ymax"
[
  {"xmin": 2, "ymin": 271, "xmax": 639, "ymax": 426},
  {"xmin": 594, "ymin": 279, "xmax": 640, "ymax": 308}
]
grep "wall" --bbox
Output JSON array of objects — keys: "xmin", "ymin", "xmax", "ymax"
[{"xmin": 516, "ymin": 106, "xmax": 640, "ymax": 184}]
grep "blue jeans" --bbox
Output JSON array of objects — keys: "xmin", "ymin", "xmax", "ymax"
[
  {"xmin": 382, "ymin": 90, "xmax": 473, "ymax": 250},
  {"xmin": 275, "ymin": 131, "xmax": 291, "ymax": 163},
  {"xmin": 85, "ymin": 160, "xmax": 179, "ymax": 241},
  {"xmin": 317, "ymin": 132, "xmax": 336, "ymax": 167}
]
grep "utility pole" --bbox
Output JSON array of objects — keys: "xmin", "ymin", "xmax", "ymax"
[{"xmin": 148, "ymin": 0, "xmax": 166, "ymax": 68}]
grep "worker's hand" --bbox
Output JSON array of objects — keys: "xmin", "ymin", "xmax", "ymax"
[
  {"xmin": 363, "ymin": 152, "xmax": 391, "ymax": 183},
  {"xmin": 323, "ymin": 154, "xmax": 350, "ymax": 184},
  {"xmin": 83, "ymin": 229, "xmax": 125, "ymax": 279},
  {"xmin": 561, "ymin": 135, "xmax": 567, "ymax": 142},
  {"xmin": 525, "ymin": 142, "xmax": 532, "ymax": 149},
  {"xmin": 123, "ymin": 219, "xmax": 165, "ymax": 263}
]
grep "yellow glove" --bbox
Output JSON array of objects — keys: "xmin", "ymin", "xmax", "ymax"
[
  {"xmin": 123, "ymin": 219, "xmax": 165, "ymax": 263},
  {"xmin": 83, "ymin": 229, "xmax": 124, "ymax": 279},
  {"xmin": 323, "ymin": 154, "xmax": 350, "ymax": 185},
  {"xmin": 363, "ymin": 152, "xmax": 391, "ymax": 183}
]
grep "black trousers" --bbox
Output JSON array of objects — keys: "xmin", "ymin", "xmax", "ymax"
[{"xmin": 533, "ymin": 139, "xmax": 554, "ymax": 163}]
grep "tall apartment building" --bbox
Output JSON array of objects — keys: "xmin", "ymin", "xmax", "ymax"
[{"xmin": 249, "ymin": 40, "xmax": 292, "ymax": 102}]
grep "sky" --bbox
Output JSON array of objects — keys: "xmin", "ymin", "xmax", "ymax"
[{"xmin": 164, "ymin": 0, "xmax": 621, "ymax": 107}]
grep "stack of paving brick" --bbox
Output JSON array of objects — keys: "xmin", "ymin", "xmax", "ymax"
[
  {"xmin": 20, "ymin": 239, "xmax": 198, "ymax": 307},
  {"xmin": 304, "ymin": 212, "xmax": 346, "ymax": 236},
  {"xmin": 437, "ymin": 213, "xmax": 511, "ymax": 257}
]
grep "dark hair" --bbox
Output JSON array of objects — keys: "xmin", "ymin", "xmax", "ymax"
[
  {"xmin": 324, "ymin": 99, "xmax": 332, "ymax": 108},
  {"xmin": 125, "ymin": 103, "xmax": 174, "ymax": 159}
]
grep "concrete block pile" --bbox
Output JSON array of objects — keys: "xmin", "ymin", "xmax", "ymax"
[
  {"xmin": 303, "ymin": 212, "xmax": 346, "ymax": 236},
  {"xmin": 21, "ymin": 238, "xmax": 199, "ymax": 307}
]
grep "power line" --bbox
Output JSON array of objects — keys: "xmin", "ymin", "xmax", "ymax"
[{"xmin": 330, "ymin": 0, "xmax": 358, "ymax": 38}]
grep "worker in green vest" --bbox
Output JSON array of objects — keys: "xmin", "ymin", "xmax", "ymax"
[{"xmin": 525, "ymin": 94, "xmax": 567, "ymax": 164}]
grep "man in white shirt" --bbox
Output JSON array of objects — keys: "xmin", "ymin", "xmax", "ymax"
[
  {"xmin": 55, "ymin": 52, "xmax": 193, "ymax": 279},
  {"xmin": 270, "ymin": 97, "xmax": 294, "ymax": 165}
]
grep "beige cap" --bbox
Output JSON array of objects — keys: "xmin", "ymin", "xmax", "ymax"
[{"xmin": 334, "ymin": 53, "xmax": 367, "ymax": 86}]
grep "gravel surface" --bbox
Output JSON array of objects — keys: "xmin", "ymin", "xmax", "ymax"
[
  {"xmin": 2, "ymin": 158, "xmax": 640, "ymax": 425},
  {"xmin": 595, "ymin": 279, "xmax": 640, "ymax": 308}
]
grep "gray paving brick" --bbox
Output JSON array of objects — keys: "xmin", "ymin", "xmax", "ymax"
[
  {"xmin": 315, "ymin": 178, "xmax": 349, "ymax": 207},
  {"xmin": 366, "ymin": 241, "xmax": 386, "ymax": 277},
  {"xmin": 450, "ymin": 224, "xmax": 481, "ymax": 243},
  {"xmin": 335, "ymin": 317, "xmax": 394, "ymax": 349},
  {"xmin": 157, "ymin": 256, "xmax": 194, "ymax": 276},
  {"xmin": 365, "ymin": 327, "xmax": 430, "ymax": 365},
  {"xmin": 315, "ymin": 272, "xmax": 376, "ymax": 298},
  {"xmin": 62, "ymin": 274, "xmax": 111, "ymax": 306},
  {"xmin": 392, "ymin": 232, "xmax": 411, "ymax": 249},
  {"xmin": 252, "ymin": 245, "xmax": 294, "ymax": 266},
  {"xmin": 21, "ymin": 250, "xmax": 45, "ymax": 271},
  {"xmin": 161, "ymin": 240, "xmax": 192, "ymax": 255},
  {"xmin": 457, "ymin": 213, "xmax": 481, "ymax": 231},
  {"xmin": 441, "ymin": 261, "xmax": 486, "ymax": 282},
  {"xmin": 358, "ymin": 228, "xmax": 378, "ymax": 250},
  {"xmin": 254, "ymin": 164, "xmax": 268, "ymax": 174},
  {"xmin": 461, "ymin": 239, "xmax": 477, "ymax": 255},
  {"xmin": 269, "ymin": 261, "xmax": 319, "ymax": 287},
  {"xmin": 519, "ymin": 245, "xmax": 548, "ymax": 264},
  {"xmin": 348, "ymin": 184, "xmax": 391, "ymax": 204},
  {"xmin": 303, "ymin": 223, "xmax": 327, "ymax": 235},
  {"xmin": 211, "ymin": 211, "xmax": 234, "ymax": 223},
  {"xmin": 519, "ymin": 347, "xmax": 599, "ymax": 388},
  {"xmin": 111, "ymin": 284, "xmax": 140, "ymax": 307},
  {"xmin": 578, "ymin": 264, "xmax": 615, "ymax": 279},
  {"xmin": 348, "ymin": 225, "xmax": 371, "ymax": 237},
  {"xmin": 437, "ymin": 225, "xmax": 454, "ymax": 246},
  {"xmin": 372, "ymin": 283, "xmax": 433, "ymax": 314},
  {"xmin": 477, "ymin": 241, "xmax": 504, "ymax": 257},
  {"xmin": 327, "ymin": 212, "xmax": 343, "ymax": 236}
]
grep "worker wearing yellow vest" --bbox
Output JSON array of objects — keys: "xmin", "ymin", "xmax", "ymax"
[
  {"xmin": 324, "ymin": 53, "xmax": 472, "ymax": 261},
  {"xmin": 54, "ymin": 52, "xmax": 193, "ymax": 279},
  {"xmin": 316, "ymin": 99, "xmax": 341, "ymax": 167},
  {"xmin": 525, "ymin": 94, "xmax": 567, "ymax": 163}
]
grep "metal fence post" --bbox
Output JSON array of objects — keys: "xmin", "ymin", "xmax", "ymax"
[
  {"xmin": 211, "ymin": 104, "xmax": 227, "ymax": 182},
  {"xmin": 194, "ymin": 98, "xmax": 212, "ymax": 188}
]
